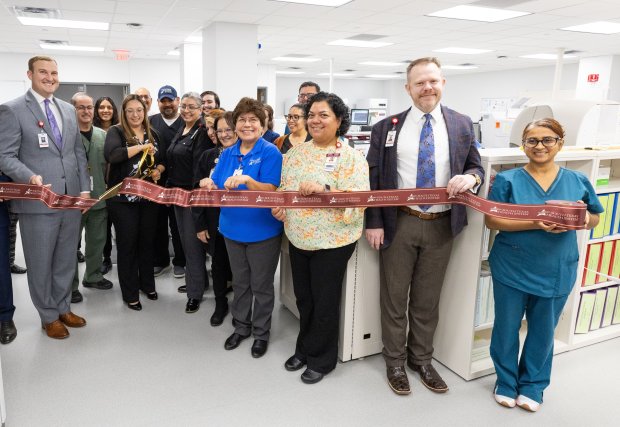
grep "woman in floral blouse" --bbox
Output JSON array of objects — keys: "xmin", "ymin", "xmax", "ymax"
[{"xmin": 272, "ymin": 92, "xmax": 369, "ymax": 384}]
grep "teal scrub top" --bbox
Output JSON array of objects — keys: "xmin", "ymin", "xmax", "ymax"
[{"xmin": 488, "ymin": 167, "xmax": 604, "ymax": 297}]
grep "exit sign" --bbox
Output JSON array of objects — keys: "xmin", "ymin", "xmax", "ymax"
[{"xmin": 587, "ymin": 74, "xmax": 599, "ymax": 82}]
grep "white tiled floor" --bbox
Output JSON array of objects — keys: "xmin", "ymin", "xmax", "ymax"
[{"xmin": 1, "ymin": 250, "xmax": 620, "ymax": 426}]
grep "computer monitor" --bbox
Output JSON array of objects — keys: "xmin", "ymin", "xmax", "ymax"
[{"xmin": 350, "ymin": 109, "xmax": 370, "ymax": 126}]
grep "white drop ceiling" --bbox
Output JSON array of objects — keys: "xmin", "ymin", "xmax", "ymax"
[{"xmin": 0, "ymin": 0, "xmax": 619, "ymax": 77}]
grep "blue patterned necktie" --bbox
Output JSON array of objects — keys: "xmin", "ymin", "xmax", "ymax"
[
  {"xmin": 44, "ymin": 99, "xmax": 63, "ymax": 150},
  {"xmin": 416, "ymin": 113, "xmax": 435, "ymax": 211}
]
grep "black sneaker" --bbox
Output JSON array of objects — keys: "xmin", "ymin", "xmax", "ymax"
[{"xmin": 71, "ymin": 290, "xmax": 83, "ymax": 303}]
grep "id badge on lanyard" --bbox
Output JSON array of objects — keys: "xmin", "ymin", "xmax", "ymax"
[{"xmin": 324, "ymin": 153, "xmax": 340, "ymax": 172}]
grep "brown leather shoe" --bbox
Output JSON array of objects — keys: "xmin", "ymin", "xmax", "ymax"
[
  {"xmin": 59, "ymin": 312, "xmax": 87, "ymax": 328},
  {"xmin": 407, "ymin": 361, "xmax": 449, "ymax": 393},
  {"xmin": 43, "ymin": 320, "xmax": 69, "ymax": 339},
  {"xmin": 387, "ymin": 366, "xmax": 411, "ymax": 395}
]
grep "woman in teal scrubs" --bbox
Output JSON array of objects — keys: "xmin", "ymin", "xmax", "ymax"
[{"xmin": 485, "ymin": 118, "xmax": 603, "ymax": 412}]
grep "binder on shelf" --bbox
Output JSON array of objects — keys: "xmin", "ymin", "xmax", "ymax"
[
  {"xmin": 591, "ymin": 194, "xmax": 609, "ymax": 239},
  {"xmin": 612, "ymin": 241, "xmax": 620, "ymax": 278},
  {"xmin": 575, "ymin": 291, "xmax": 596, "ymax": 334},
  {"xmin": 613, "ymin": 196, "xmax": 620, "ymax": 235},
  {"xmin": 613, "ymin": 286, "xmax": 620, "ymax": 325},
  {"xmin": 590, "ymin": 288, "xmax": 608, "ymax": 331},
  {"xmin": 601, "ymin": 286, "xmax": 618, "ymax": 328},
  {"xmin": 582, "ymin": 243, "xmax": 603, "ymax": 286},
  {"xmin": 598, "ymin": 241, "xmax": 615, "ymax": 283},
  {"xmin": 605, "ymin": 193, "xmax": 618, "ymax": 236}
]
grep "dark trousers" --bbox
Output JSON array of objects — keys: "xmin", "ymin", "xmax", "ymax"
[
  {"xmin": 8, "ymin": 209, "xmax": 18, "ymax": 266},
  {"xmin": 107, "ymin": 201, "xmax": 157, "ymax": 303},
  {"xmin": 174, "ymin": 205, "xmax": 208, "ymax": 299},
  {"xmin": 380, "ymin": 212, "xmax": 454, "ymax": 367},
  {"xmin": 154, "ymin": 204, "xmax": 185, "ymax": 268},
  {"xmin": 211, "ymin": 233, "xmax": 232, "ymax": 307},
  {"xmin": 0, "ymin": 202, "xmax": 14, "ymax": 321},
  {"xmin": 289, "ymin": 241, "xmax": 356, "ymax": 374},
  {"xmin": 102, "ymin": 216, "xmax": 113, "ymax": 260}
]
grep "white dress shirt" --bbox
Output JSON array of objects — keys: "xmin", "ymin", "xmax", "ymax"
[
  {"xmin": 30, "ymin": 88, "xmax": 63, "ymax": 134},
  {"xmin": 397, "ymin": 103, "xmax": 450, "ymax": 212}
]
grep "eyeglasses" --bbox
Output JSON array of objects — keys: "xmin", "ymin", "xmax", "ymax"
[
  {"xmin": 237, "ymin": 117, "xmax": 260, "ymax": 125},
  {"xmin": 76, "ymin": 106, "xmax": 94, "ymax": 111},
  {"xmin": 180, "ymin": 104, "xmax": 200, "ymax": 111},
  {"xmin": 216, "ymin": 129, "xmax": 234, "ymax": 136},
  {"xmin": 284, "ymin": 114, "xmax": 305, "ymax": 122},
  {"xmin": 298, "ymin": 93, "xmax": 317, "ymax": 100},
  {"xmin": 125, "ymin": 108, "xmax": 144, "ymax": 115},
  {"xmin": 523, "ymin": 137, "xmax": 561, "ymax": 148}
]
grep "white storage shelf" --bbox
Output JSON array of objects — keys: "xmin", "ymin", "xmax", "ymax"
[{"xmin": 433, "ymin": 147, "xmax": 620, "ymax": 381}]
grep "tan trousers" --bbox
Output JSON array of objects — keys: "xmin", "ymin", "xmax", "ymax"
[{"xmin": 380, "ymin": 211, "xmax": 454, "ymax": 367}]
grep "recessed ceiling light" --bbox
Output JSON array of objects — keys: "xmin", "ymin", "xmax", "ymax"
[
  {"xmin": 318, "ymin": 72, "xmax": 355, "ymax": 77},
  {"xmin": 427, "ymin": 5, "xmax": 530, "ymax": 22},
  {"xmin": 359, "ymin": 61, "xmax": 402, "ymax": 66},
  {"xmin": 365, "ymin": 74, "xmax": 402, "ymax": 79},
  {"xmin": 40, "ymin": 43, "xmax": 104, "ymax": 52},
  {"xmin": 434, "ymin": 47, "xmax": 492, "ymax": 55},
  {"xmin": 269, "ymin": 0, "xmax": 352, "ymax": 6},
  {"xmin": 276, "ymin": 70, "xmax": 305, "ymax": 75},
  {"xmin": 167, "ymin": 50, "xmax": 180, "ymax": 56},
  {"xmin": 19, "ymin": 17, "xmax": 109, "ymax": 30},
  {"xmin": 273, "ymin": 56, "xmax": 321, "ymax": 62},
  {"xmin": 520, "ymin": 53, "xmax": 577, "ymax": 60},
  {"xmin": 561, "ymin": 21, "xmax": 620, "ymax": 35},
  {"xmin": 442, "ymin": 65, "xmax": 479, "ymax": 70},
  {"xmin": 327, "ymin": 39, "xmax": 393, "ymax": 48}
]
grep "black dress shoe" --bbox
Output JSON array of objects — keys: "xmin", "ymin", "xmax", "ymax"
[
  {"xmin": 177, "ymin": 285, "xmax": 187, "ymax": 293},
  {"xmin": 83, "ymin": 278, "xmax": 113, "ymax": 290},
  {"xmin": 0, "ymin": 320, "xmax": 17, "ymax": 345},
  {"xmin": 10, "ymin": 264, "xmax": 27, "ymax": 274},
  {"xmin": 251, "ymin": 339, "xmax": 268, "ymax": 358},
  {"xmin": 284, "ymin": 355, "xmax": 306, "ymax": 372},
  {"xmin": 145, "ymin": 291, "xmax": 158, "ymax": 301},
  {"xmin": 407, "ymin": 361, "xmax": 449, "ymax": 393},
  {"xmin": 127, "ymin": 301, "xmax": 142, "ymax": 311},
  {"xmin": 77, "ymin": 250, "xmax": 85, "ymax": 263},
  {"xmin": 71, "ymin": 290, "xmax": 83, "ymax": 303},
  {"xmin": 185, "ymin": 298, "xmax": 200, "ymax": 313},
  {"xmin": 224, "ymin": 332, "xmax": 250, "ymax": 350},
  {"xmin": 210, "ymin": 304, "xmax": 228, "ymax": 326},
  {"xmin": 100, "ymin": 258, "xmax": 112, "ymax": 275},
  {"xmin": 301, "ymin": 368, "xmax": 324, "ymax": 384}
]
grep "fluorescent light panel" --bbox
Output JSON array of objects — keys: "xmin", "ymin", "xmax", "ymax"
[
  {"xmin": 442, "ymin": 65, "xmax": 478, "ymax": 70},
  {"xmin": 276, "ymin": 70, "xmax": 305, "ymax": 75},
  {"xmin": 318, "ymin": 72, "xmax": 355, "ymax": 77},
  {"xmin": 561, "ymin": 21, "xmax": 620, "ymax": 35},
  {"xmin": 19, "ymin": 17, "xmax": 109, "ymax": 31},
  {"xmin": 434, "ymin": 47, "xmax": 492, "ymax": 55},
  {"xmin": 273, "ymin": 56, "xmax": 321, "ymax": 62},
  {"xmin": 327, "ymin": 39, "xmax": 392, "ymax": 48},
  {"xmin": 427, "ymin": 5, "xmax": 530, "ymax": 22},
  {"xmin": 40, "ymin": 43, "xmax": 104, "ymax": 52},
  {"xmin": 359, "ymin": 61, "xmax": 402, "ymax": 66},
  {"xmin": 269, "ymin": 0, "xmax": 352, "ymax": 6},
  {"xmin": 521, "ymin": 53, "xmax": 577, "ymax": 60}
]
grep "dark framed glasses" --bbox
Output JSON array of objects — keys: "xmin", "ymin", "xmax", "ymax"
[{"xmin": 522, "ymin": 137, "xmax": 561, "ymax": 148}]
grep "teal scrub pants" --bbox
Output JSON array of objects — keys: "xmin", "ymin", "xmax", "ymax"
[{"xmin": 490, "ymin": 279, "xmax": 569, "ymax": 403}]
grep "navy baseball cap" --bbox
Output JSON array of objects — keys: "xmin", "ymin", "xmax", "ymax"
[{"xmin": 157, "ymin": 85, "xmax": 177, "ymax": 101}]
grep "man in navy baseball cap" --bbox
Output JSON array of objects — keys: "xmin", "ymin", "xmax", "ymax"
[{"xmin": 157, "ymin": 85, "xmax": 177, "ymax": 101}]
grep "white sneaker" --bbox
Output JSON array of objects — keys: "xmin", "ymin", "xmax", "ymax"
[
  {"xmin": 516, "ymin": 395, "xmax": 540, "ymax": 412},
  {"xmin": 494, "ymin": 394, "xmax": 516, "ymax": 408}
]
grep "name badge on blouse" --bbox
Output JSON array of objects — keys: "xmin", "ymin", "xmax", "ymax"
[
  {"xmin": 233, "ymin": 168, "xmax": 243, "ymax": 176},
  {"xmin": 324, "ymin": 153, "xmax": 340, "ymax": 172},
  {"xmin": 38, "ymin": 131, "xmax": 49, "ymax": 148},
  {"xmin": 385, "ymin": 130, "xmax": 397, "ymax": 147}
]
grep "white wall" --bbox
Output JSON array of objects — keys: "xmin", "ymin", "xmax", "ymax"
[
  {"xmin": 0, "ymin": 53, "xmax": 180, "ymax": 114},
  {"xmin": 386, "ymin": 64, "xmax": 579, "ymax": 121}
]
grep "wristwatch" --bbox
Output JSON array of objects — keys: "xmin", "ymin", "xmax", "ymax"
[
  {"xmin": 471, "ymin": 174, "xmax": 481, "ymax": 187},
  {"xmin": 324, "ymin": 184, "xmax": 331, "ymax": 192}
]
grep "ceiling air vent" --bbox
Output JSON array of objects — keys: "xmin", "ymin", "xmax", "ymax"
[{"xmin": 13, "ymin": 6, "xmax": 61, "ymax": 19}]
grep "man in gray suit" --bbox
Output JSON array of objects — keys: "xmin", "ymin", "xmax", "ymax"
[{"xmin": 0, "ymin": 56, "xmax": 90, "ymax": 339}]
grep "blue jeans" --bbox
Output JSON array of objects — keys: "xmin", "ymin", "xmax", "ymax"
[{"xmin": 490, "ymin": 279, "xmax": 568, "ymax": 403}]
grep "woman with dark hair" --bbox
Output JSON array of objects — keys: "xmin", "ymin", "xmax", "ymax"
[
  {"xmin": 261, "ymin": 104, "xmax": 280, "ymax": 143},
  {"xmin": 166, "ymin": 92, "xmax": 215, "ymax": 314},
  {"xmin": 274, "ymin": 103, "xmax": 311, "ymax": 154},
  {"xmin": 201, "ymin": 97, "xmax": 283, "ymax": 358},
  {"xmin": 94, "ymin": 96, "xmax": 119, "ymax": 132},
  {"xmin": 485, "ymin": 118, "xmax": 602, "ymax": 411},
  {"xmin": 104, "ymin": 94, "xmax": 165, "ymax": 311},
  {"xmin": 272, "ymin": 92, "xmax": 369, "ymax": 384},
  {"xmin": 194, "ymin": 111, "xmax": 236, "ymax": 326}
]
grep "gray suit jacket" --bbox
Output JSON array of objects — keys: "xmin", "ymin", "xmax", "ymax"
[{"xmin": 0, "ymin": 90, "xmax": 90, "ymax": 213}]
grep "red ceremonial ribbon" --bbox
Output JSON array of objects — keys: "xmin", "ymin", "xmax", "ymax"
[{"xmin": 0, "ymin": 179, "xmax": 587, "ymax": 229}]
